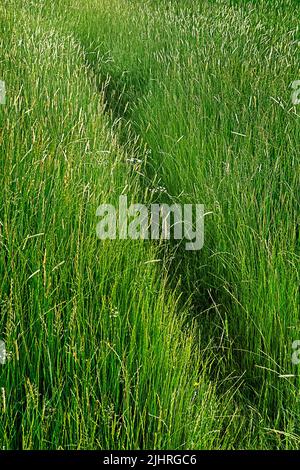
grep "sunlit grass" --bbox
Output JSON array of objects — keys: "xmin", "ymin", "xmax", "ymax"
[{"xmin": 0, "ymin": 0, "xmax": 299, "ymax": 449}]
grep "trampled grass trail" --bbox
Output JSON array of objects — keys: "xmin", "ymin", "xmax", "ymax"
[{"xmin": 0, "ymin": 0, "xmax": 299, "ymax": 449}]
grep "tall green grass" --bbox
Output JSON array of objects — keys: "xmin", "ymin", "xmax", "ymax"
[
  {"xmin": 0, "ymin": 0, "xmax": 245, "ymax": 450},
  {"xmin": 0, "ymin": 0, "xmax": 299, "ymax": 450},
  {"xmin": 70, "ymin": 0, "xmax": 300, "ymax": 448}
]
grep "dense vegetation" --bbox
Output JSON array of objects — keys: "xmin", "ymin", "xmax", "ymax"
[{"xmin": 0, "ymin": 0, "xmax": 299, "ymax": 449}]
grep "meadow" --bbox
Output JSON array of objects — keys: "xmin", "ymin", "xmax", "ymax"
[{"xmin": 0, "ymin": 0, "xmax": 299, "ymax": 449}]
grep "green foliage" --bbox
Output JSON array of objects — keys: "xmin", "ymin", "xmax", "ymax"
[{"xmin": 0, "ymin": 0, "xmax": 299, "ymax": 449}]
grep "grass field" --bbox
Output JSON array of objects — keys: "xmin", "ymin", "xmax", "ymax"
[{"xmin": 0, "ymin": 0, "xmax": 299, "ymax": 450}]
